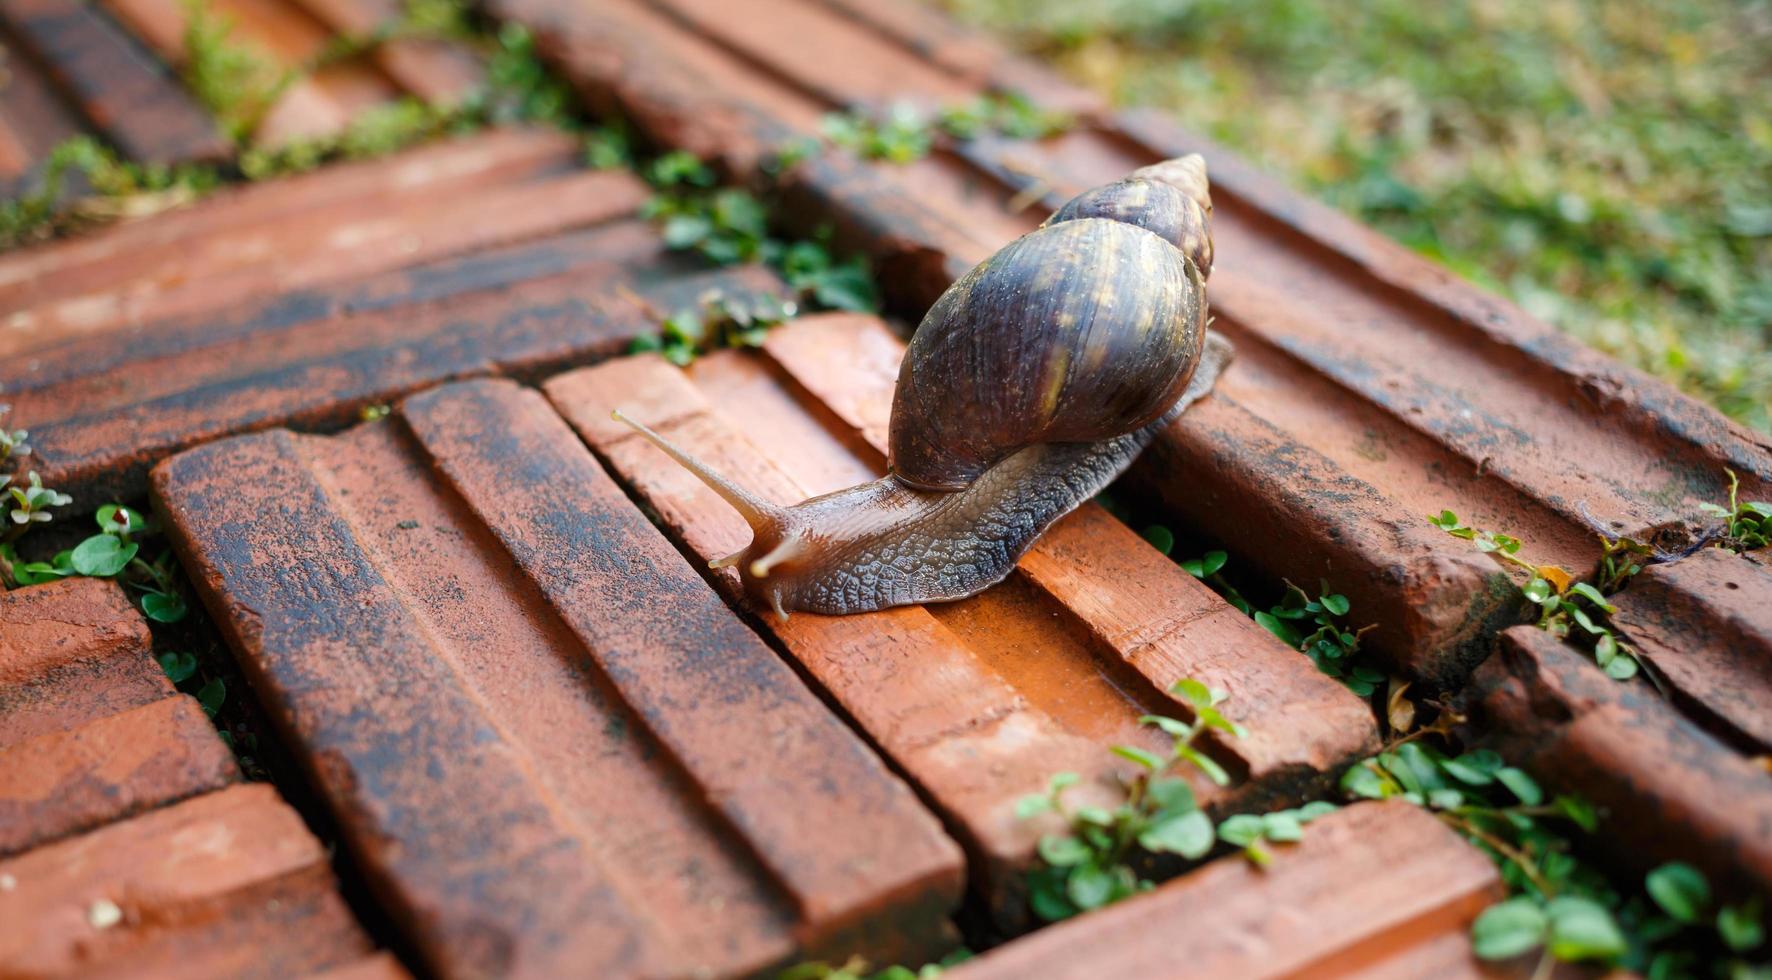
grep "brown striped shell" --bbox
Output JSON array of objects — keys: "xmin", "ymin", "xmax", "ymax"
[{"xmin": 887, "ymin": 161, "xmax": 1213, "ymax": 492}]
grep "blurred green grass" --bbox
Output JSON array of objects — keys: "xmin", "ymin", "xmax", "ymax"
[{"xmin": 937, "ymin": 0, "xmax": 1772, "ymax": 431}]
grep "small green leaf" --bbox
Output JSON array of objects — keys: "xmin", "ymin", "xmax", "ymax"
[
  {"xmin": 1602, "ymin": 653, "xmax": 1639, "ymax": 681},
  {"xmin": 157, "ymin": 651, "xmax": 197, "ymax": 685},
  {"xmin": 1139, "ymin": 810, "xmax": 1214, "ymax": 858},
  {"xmin": 1027, "ymin": 867, "xmax": 1077, "ymax": 922},
  {"xmin": 1522, "ymin": 577, "xmax": 1553, "ymax": 603},
  {"xmin": 1175, "ymin": 744, "xmax": 1230, "ymax": 786},
  {"xmin": 1717, "ymin": 898, "xmax": 1765, "ymax": 953},
  {"xmin": 1568, "ymin": 606, "xmax": 1605, "ymax": 635},
  {"xmin": 1470, "ymin": 897, "xmax": 1548, "ymax": 960},
  {"xmin": 1392, "ymin": 743, "xmax": 1452, "ymax": 794},
  {"xmin": 1568, "ymin": 581, "xmax": 1615, "ymax": 612},
  {"xmin": 1109, "ymin": 744, "xmax": 1165, "ymax": 771},
  {"xmin": 1015, "ymin": 795, "xmax": 1051, "ymax": 820},
  {"xmin": 1260, "ymin": 811, "xmax": 1303, "ymax": 843},
  {"xmin": 1170, "ymin": 678, "xmax": 1214, "ymax": 710},
  {"xmin": 1145, "ymin": 777, "xmax": 1197, "ymax": 817},
  {"xmin": 141, "ymin": 591, "xmax": 187, "ymax": 623},
  {"xmin": 1496, "ymin": 767, "xmax": 1543, "ymax": 806},
  {"xmin": 1441, "ymin": 750, "xmax": 1503, "ymax": 786},
  {"xmin": 1037, "ymin": 834, "xmax": 1090, "ymax": 867},
  {"xmin": 1594, "ymin": 632, "xmax": 1618, "ymax": 666},
  {"xmin": 1048, "ymin": 772, "xmax": 1079, "ymax": 794},
  {"xmin": 1320, "ymin": 593, "xmax": 1350, "ymax": 616},
  {"xmin": 1553, "ymin": 795, "xmax": 1599, "ymax": 833},
  {"xmin": 1545, "ymin": 895, "xmax": 1627, "ymax": 961},
  {"xmin": 70, "ymin": 534, "xmax": 138, "ymax": 577},
  {"xmin": 1645, "ymin": 862, "xmax": 1710, "ymax": 924},
  {"xmin": 1138, "ymin": 714, "xmax": 1192, "ymax": 738},
  {"xmin": 1198, "ymin": 551, "xmax": 1227, "ymax": 576},
  {"xmin": 1340, "ymin": 763, "xmax": 1389, "ymax": 800},
  {"xmin": 1074, "ymin": 806, "xmax": 1115, "ymax": 827},
  {"xmin": 1195, "ymin": 706, "xmax": 1247, "ymax": 739},
  {"xmin": 196, "ymin": 678, "xmax": 225, "ymax": 717},
  {"xmin": 1254, "ymin": 610, "xmax": 1303, "ymax": 647},
  {"xmin": 1065, "ymin": 863, "xmax": 1117, "ymax": 910},
  {"xmin": 1216, "ymin": 814, "xmax": 1265, "ymax": 847},
  {"xmin": 1140, "ymin": 525, "xmax": 1174, "ymax": 556},
  {"xmin": 1427, "ymin": 788, "xmax": 1465, "ymax": 810},
  {"xmin": 660, "ymin": 214, "xmax": 712, "ymax": 249},
  {"xmin": 1298, "ymin": 800, "xmax": 1338, "ymax": 821}
]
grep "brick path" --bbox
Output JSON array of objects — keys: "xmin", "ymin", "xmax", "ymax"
[{"xmin": 2, "ymin": 0, "xmax": 1768, "ymax": 977}]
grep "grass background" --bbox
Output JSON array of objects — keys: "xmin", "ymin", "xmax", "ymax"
[{"xmin": 936, "ymin": 0, "xmax": 1771, "ymax": 432}]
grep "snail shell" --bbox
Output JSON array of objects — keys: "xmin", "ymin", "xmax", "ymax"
[
  {"xmin": 615, "ymin": 154, "xmax": 1229, "ymax": 619},
  {"xmin": 889, "ymin": 163, "xmax": 1212, "ymax": 492}
]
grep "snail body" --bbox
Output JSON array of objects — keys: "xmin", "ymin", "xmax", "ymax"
[{"xmin": 618, "ymin": 155, "xmax": 1231, "ymax": 620}]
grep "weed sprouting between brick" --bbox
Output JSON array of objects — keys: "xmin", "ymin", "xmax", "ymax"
[
  {"xmin": 1017, "ymin": 677, "xmax": 1341, "ymax": 921},
  {"xmin": 1428, "ymin": 469, "xmax": 1770, "ymax": 683},
  {"xmin": 1344, "ymin": 740, "xmax": 1768, "ymax": 977}
]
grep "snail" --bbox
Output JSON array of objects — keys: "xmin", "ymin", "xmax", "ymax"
[{"xmin": 616, "ymin": 154, "xmax": 1233, "ymax": 620}]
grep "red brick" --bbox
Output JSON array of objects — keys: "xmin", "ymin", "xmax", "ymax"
[
  {"xmin": 946, "ymin": 801, "xmax": 1501, "ymax": 979},
  {"xmin": 0, "ymin": 783, "xmax": 374, "ymax": 978},
  {"xmin": 0, "ymin": 694, "xmax": 237, "ymax": 855},
  {"xmin": 545, "ymin": 316, "xmax": 1378, "ymax": 928},
  {"xmin": 0, "ymin": 0, "xmax": 230, "ymax": 165},
  {"xmin": 0, "ymin": 126, "xmax": 582, "ymax": 327},
  {"xmin": 0, "ymin": 578, "xmax": 172, "ymax": 749},
  {"xmin": 493, "ymin": 0, "xmax": 1772, "ymax": 687},
  {"xmin": 0, "ymin": 151, "xmax": 648, "ymax": 353},
  {"xmin": 1610, "ymin": 548, "xmax": 1772, "ymax": 751},
  {"xmin": 288, "ymin": 0, "xmax": 483, "ymax": 105},
  {"xmin": 1467, "ymin": 626, "xmax": 1772, "ymax": 898},
  {"xmin": 0, "ymin": 576, "xmax": 151, "ymax": 687},
  {"xmin": 153, "ymin": 379, "xmax": 963, "ymax": 977},
  {"xmin": 0, "ymin": 33, "xmax": 89, "ymax": 196},
  {"xmin": 0, "ymin": 137, "xmax": 785, "ymax": 505},
  {"xmin": 99, "ymin": 0, "xmax": 401, "ymax": 147},
  {"xmin": 302, "ymin": 952, "xmax": 414, "ymax": 980}
]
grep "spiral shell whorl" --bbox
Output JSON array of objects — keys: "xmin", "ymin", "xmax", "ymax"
[
  {"xmin": 888, "ymin": 215, "xmax": 1207, "ymax": 492},
  {"xmin": 1044, "ymin": 155, "xmax": 1214, "ymax": 277}
]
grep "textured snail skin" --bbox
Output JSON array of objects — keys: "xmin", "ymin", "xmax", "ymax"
[
  {"xmin": 752, "ymin": 339, "xmax": 1230, "ymax": 615},
  {"xmin": 618, "ymin": 155, "xmax": 1230, "ymax": 620}
]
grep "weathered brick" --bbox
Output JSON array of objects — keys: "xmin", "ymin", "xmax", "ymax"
[
  {"xmin": 0, "ymin": 143, "xmax": 648, "ymax": 352},
  {"xmin": 0, "ymin": 783, "xmax": 374, "ymax": 978},
  {"xmin": 0, "ymin": 577, "xmax": 151, "ymax": 687},
  {"xmin": 0, "ymin": 693, "xmax": 237, "ymax": 855},
  {"xmin": 0, "ymin": 578, "xmax": 172, "ymax": 749},
  {"xmin": 287, "ymin": 0, "xmax": 482, "ymax": 105},
  {"xmin": 0, "ymin": 31, "xmax": 89, "ymax": 197},
  {"xmin": 0, "ymin": 0, "xmax": 230, "ymax": 165},
  {"xmin": 0, "ymin": 125, "xmax": 579, "ymax": 310},
  {"xmin": 97, "ymin": 0, "xmax": 419, "ymax": 147},
  {"xmin": 0, "ymin": 135, "xmax": 785, "ymax": 505},
  {"xmin": 545, "ymin": 314, "xmax": 1378, "ymax": 928},
  {"xmin": 303, "ymin": 952, "xmax": 414, "ymax": 980},
  {"xmin": 491, "ymin": 0, "xmax": 1772, "ymax": 687},
  {"xmin": 1467, "ymin": 626, "xmax": 1772, "ymax": 898},
  {"xmin": 1609, "ymin": 548, "xmax": 1772, "ymax": 751},
  {"xmin": 945, "ymin": 801, "xmax": 1502, "ymax": 979},
  {"xmin": 154, "ymin": 379, "xmax": 963, "ymax": 977}
]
